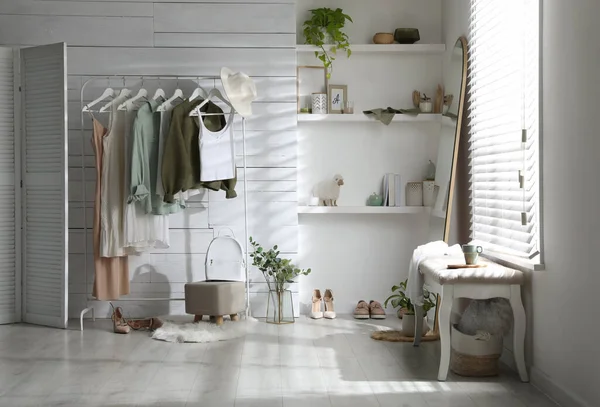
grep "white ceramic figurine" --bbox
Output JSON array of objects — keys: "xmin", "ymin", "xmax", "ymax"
[{"xmin": 313, "ymin": 174, "xmax": 344, "ymax": 206}]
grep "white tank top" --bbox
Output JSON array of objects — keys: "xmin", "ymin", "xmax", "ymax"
[{"xmin": 199, "ymin": 110, "xmax": 236, "ymax": 182}]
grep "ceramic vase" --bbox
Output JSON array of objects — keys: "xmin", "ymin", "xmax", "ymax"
[
  {"xmin": 312, "ymin": 93, "xmax": 327, "ymax": 114},
  {"xmin": 401, "ymin": 314, "xmax": 429, "ymax": 337},
  {"xmin": 423, "ymin": 181, "xmax": 436, "ymax": 207}
]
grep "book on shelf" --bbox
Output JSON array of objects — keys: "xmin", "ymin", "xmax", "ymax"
[{"xmin": 382, "ymin": 173, "xmax": 404, "ymax": 206}]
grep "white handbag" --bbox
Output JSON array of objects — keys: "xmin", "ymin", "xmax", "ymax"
[{"xmin": 204, "ymin": 228, "xmax": 246, "ymax": 282}]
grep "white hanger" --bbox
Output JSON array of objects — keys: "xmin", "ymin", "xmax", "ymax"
[
  {"xmin": 189, "ymin": 78, "xmax": 208, "ymax": 102},
  {"xmin": 152, "ymin": 88, "xmax": 166, "ymax": 101},
  {"xmin": 189, "ymin": 87, "xmax": 233, "ymax": 117},
  {"xmin": 99, "ymin": 86, "xmax": 132, "ymax": 113},
  {"xmin": 118, "ymin": 88, "xmax": 147, "ymax": 111},
  {"xmin": 157, "ymin": 88, "xmax": 184, "ymax": 112},
  {"xmin": 82, "ymin": 87, "xmax": 118, "ymax": 112}
]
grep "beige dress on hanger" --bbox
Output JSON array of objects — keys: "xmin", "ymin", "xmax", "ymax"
[{"xmin": 91, "ymin": 117, "xmax": 129, "ymax": 300}]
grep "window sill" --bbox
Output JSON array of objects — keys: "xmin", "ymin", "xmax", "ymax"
[{"xmin": 482, "ymin": 251, "xmax": 545, "ymax": 272}]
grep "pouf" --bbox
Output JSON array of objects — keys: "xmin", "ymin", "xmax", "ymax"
[{"xmin": 185, "ymin": 281, "xmax": 245, "ymax": 326}]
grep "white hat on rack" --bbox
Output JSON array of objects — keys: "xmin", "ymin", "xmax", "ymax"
[{"xmin": 220, "ymin": 67, "xmax": 257, "ymax": 118}]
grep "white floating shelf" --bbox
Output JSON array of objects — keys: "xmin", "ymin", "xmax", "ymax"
[
  {"xmin": 442, "ymin": 115, "xmax": 458, "ymax": 128},
  {"xmin": 296, "ymin": 44, "xmax": 446, "ymax": 54},
  {"xmin": 298, "ymin": 206, "xmax": 427, "ymax": 215},
  {"xmin": 298, "ymin": 114, "xmax": 442, "ymax": 123}
]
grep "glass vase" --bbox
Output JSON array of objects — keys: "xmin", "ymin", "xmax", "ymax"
[{"xmin": 266, "ymin": 289, "xmax": 295, "ymax": 324}]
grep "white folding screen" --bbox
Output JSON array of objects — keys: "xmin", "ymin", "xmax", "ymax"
[
  {"xmin": 21, "ymin": 43, "xmax": 69, "ymax": 328},
  {"xmin": 0, "ymin": 47, "xmax": 18, "ymax": 325}
]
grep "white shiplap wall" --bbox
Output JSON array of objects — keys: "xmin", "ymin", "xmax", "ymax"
[{"xmin": 0, "ymin": 0, "xmax": 298, "ymax": 318}]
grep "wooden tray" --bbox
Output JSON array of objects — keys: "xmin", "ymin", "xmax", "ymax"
[{"xmin": 447, "ymin": 264, "xmax": 488, "ymax": 269}]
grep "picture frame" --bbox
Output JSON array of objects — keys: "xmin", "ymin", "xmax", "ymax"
[
  {"xmin": 328, "ymin": 84, "xmax": 347, "ymax": 114},
  {"xmin": 297, "ymin": 66, "xmax": 328, "ymax": 113}
]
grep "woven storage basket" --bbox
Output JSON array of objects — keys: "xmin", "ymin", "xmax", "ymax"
[
  {"xmin": 450, "ymin": 349, "xmax": 501, "ymax": 377},
  {"xmin": 450, "ymin": 325, "xmax": 502, "ymax": 377}
]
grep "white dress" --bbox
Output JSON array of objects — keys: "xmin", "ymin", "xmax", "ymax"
[
  {"xmin": 199, "ymin": 110, "xmax": 236, "ymax": 182},
  {"xmin": 124, "ymin": 104, "xmax": 169, "ymax": 252},
  {"xmin": 100, "ymin": 96, "xmax": 130, "ymax": 257}
]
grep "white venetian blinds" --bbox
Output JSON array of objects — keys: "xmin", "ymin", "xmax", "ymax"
[{"xmin": 469, "ymin": 0, "xmax": 540, "ymax": 259}]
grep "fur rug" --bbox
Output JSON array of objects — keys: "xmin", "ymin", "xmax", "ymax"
[{"xmin": 152, "ymin": 316, "xmax": 257, "ymax": 343}]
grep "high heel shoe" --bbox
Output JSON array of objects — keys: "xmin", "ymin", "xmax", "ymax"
[
  {"xmin": 323, "ymin": 289, "xmax": 336, "ymax": 319},
  {"xmin": 128, "ymin": 317, "xmax": 164, "ymax": 331},
  {"xmin": 110, "ymin": 303, "xmax": 131, "ymax": 334},
  {"xmin": 310, "ymin": 289, "xmax": 324, "ymax": 319}
]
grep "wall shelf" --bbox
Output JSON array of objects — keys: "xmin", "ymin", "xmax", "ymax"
[
  {"xmin": 296, "ymin": 44, "xmax": 446, "ymax": 54},
  {"xmin": 298, "ymin": 114, "xmax": 442, "ymax": 123},
  {"xmin": 298, "ymin": 206, "xmax": 427, "ymax": 215}
]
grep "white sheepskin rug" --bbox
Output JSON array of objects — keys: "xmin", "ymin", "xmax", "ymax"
[{"xmin": 152, "ymin": 316, "xmax": 258, "ymax": 343}]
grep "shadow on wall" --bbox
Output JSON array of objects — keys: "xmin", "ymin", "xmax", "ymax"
[{"xmin": 128, "ymin": 264, "xmax": 171, "ymax": 318}]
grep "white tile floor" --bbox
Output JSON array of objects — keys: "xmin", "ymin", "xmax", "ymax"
[{"xmin": 0, "ymin": 316, "xmax": 559, "ymax": 407}]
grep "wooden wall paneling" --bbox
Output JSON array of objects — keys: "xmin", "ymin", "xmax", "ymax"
[
  {"xmin": 169, "ymin": 206, "xmax": 209, "ymax": 229},
  {"xmin": 151, "ymin": 230, "xmax": 215, "ymax": 255},
  {"xmin": 38, "ymin": 0, "xmax": 295, "ymax": 3},
  {"xmin": 153, "ymin": 3, "xmax": 295, "ymax": 34},
  {"xmin": 208, "ymin": 201, "xmax": 298, "ymax": 227},
  {"xmin": 0, "ymin": 15, "xmax": 153, "ymax": 47},
  {"xmin": 67, "ymin": 47, "xmax": 296, "ymax": 77},
  {"xmin": 0, "ymin": 1, "xmax": 153, "ymax": 17},
  {"xmin": 154, "ymin": 33, "xmax": 296, "ymax": 49}
]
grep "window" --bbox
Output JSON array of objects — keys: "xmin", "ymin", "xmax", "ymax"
[{"xmin": 469, "ymin": 0, "xmax": 541, "ymax": 260}]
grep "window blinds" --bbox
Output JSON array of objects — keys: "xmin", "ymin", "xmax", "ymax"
[{"xmin": 468, "ymin": 0, "xmax": 540, "ymax": 259}]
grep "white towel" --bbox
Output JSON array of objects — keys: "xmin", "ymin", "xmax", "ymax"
[{"xmin": 407, "ymin": 241, "xmax": 462, "ymax": 306}]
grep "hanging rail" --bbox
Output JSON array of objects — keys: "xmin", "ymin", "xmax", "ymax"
[{"xmin": 78, "ymin": 75, "xmax": 251, "ymax": 330}]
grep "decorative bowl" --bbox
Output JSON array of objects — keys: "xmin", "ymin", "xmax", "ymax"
[
  {"xmin": 394, "ymin": 28, "xmax": 420, "ymax": 44},
  {"xmin": 373, "ymin": 33, "xmax": 395, "ymax": 44}
]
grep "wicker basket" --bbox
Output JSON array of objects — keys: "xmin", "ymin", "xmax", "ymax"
[
  {"xmin": 450, "ymin": 325, "xmax": 502, "ymax": 377},
  {"xmin": 406, "ymin": 182, "xmax": 423, "ymax": 206},
  {"xmin": 450, "ymin": 349, "xmax": 501, "ymax": 377}
]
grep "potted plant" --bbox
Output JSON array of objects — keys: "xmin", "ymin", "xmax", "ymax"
[
  {"xmin": 302, "ymin": 7, "xmax": 353, "ymax": 78},
  {"xmin": 383, "ymin": 279, "xmax": 437, "ymax": 336},
  {"xmin": 249, "ymin": 237, "xmax": 311, "ymax": 324}
]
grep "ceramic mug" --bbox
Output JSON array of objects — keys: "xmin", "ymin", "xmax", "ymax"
[{"xmin": 462, "ymin": 244, "xmax": 483, "ymax": 265}]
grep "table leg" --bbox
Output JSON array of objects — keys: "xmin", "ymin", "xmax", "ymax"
[
  {"xmin": 413, "ymin": 305, "xmax": 424, "ymax": 347},
  {"xmin": 510, "ymin": 284, "xmax": 529, "ymax": 382},
  {"xmin": 437, "ymin": 285, "xmax": 454, "ymax": 381}
]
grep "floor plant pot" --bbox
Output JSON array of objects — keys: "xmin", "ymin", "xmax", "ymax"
[
  {"xmin": 266, "ymin": 289, "xmax": 295, "ymax": 324},
  {"xmin": 401, "ymin": 314, "xmax": 429, "ymax": 337}
]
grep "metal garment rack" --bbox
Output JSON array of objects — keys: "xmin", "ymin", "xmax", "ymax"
[{"xmin": 78, "ymin": 75, "xmax": 251, "ymax": 331}]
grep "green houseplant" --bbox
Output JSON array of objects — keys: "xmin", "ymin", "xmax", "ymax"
[
  {"xmin": 303, "ymin": 7, "xmax": 353, "ymax": 78},
  {"xmin": 383, "ymin": 279, "xmax": 437, "ymax": 317},
  {"xmin": 384, "ymin": 279, "xmax": 437, "ymax": 336},
  {"xmin": 249, "ymin": 237, "xmax": 311, "ymax": 324}
]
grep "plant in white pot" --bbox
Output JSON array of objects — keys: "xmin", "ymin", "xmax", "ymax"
[{"xmin": 383, "ymin": 279, "xmax": 437, "ymax": 337}]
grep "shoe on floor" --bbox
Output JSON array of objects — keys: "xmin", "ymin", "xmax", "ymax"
[
  {"xmin": 323, "ymin": 289, "xmax": 336, "ymax": 319},
  {"xmin": 353, "ymin": 300, "xmax": 370, "ymax": 319},
  {"xmin": 369, "ymin": 300, "xmax": 386, "ymax": 319},
  {"xmin": 310, "ymin": 289, "xmax": 324, "ymax": 319}
]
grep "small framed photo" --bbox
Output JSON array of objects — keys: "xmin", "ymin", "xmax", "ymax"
[{"xmin": 328, "ymin": 84, "xmax": 347, "ymax": 114}]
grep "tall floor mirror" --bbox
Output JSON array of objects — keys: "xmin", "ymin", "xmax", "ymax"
[
  {"xmin": 427, "ymin": 36, "xmax": 468, "ymax": 335},
  {"xmin": 428, "ymin": 36, "xmax": 468, "ymax": 244}
]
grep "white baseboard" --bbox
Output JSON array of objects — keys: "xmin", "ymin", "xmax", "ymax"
[{"xmin": 530, "ymin": 366, "xmax": 591, "ymax": 407}]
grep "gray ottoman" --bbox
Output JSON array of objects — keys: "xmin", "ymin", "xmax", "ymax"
[{"xmin": 185, "ymin": 281, "xmax": 245, "ymax": 325}]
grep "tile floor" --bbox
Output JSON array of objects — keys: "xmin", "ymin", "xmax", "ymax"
[{"xmin": 0, "ymin": 316, "xmax": 559, "ymax": 407}]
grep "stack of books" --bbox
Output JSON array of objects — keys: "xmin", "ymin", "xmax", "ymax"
[{"xmin": 382, "ymin": 173, "xmax": 404, "ymax": 207}]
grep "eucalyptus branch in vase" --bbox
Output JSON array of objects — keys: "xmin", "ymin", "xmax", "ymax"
[{"xmin": 249, "ymin": 237, "xmax": 311, "ymax": 292}]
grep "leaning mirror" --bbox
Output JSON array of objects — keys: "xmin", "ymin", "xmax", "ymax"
[{"xmin": 428, "ymin": 36, "xmax": 468, "ymax": 243}]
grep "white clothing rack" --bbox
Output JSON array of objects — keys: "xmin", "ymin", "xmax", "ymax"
[{"xmin": 78, "ymin": 75, "xmax": 251, "ymax": 331}]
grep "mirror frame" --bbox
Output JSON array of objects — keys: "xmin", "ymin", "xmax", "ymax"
[{"xmin": 442, "ymin": 35, "xmax": 469, "ymax": 243}]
